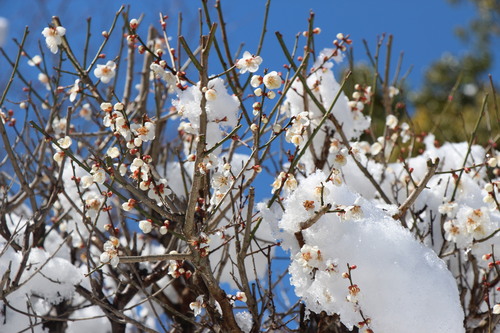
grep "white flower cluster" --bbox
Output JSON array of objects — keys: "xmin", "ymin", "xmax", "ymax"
[
  {"xmin": 227, "ymin": 291, "xmax": 247, "ymax": 304},
  {"xmin": 211, "ymin": 167, "xmax": 232, "ymax": 193},
  {"xmin": 52, "ymin": 136, "xmax": 72, "ymax": 163},
  {"xmin": 285, "ymin": 111, "xmax": 310, "ymax": 146},
  {"xmin": 296, "ymin": 244, "xmax": 324, "ymax": 272},
  {"xmin": 83, "ymin": 192, "xmax": 104, "ymax": 219},
  {"xmin": 167, "ymin": 251, "xmax": 192, "ymax": 279},
  {"xmin": 101, "ymin": 102, "xmax": 131, "ymax": 140},
  {"xmin": 150, "ymin": 62, "xmax": 176, "ymax": 87},
  {"xmin": 100, "ymin": 236, "xmax": 119, "ymax": 267},
  {"xmin": 209, "ymin": 165, "xmax": 233, "ymax": 206},
  {"xmin": 197, "ymin": 153, "xmax": 218, "ymax": 175},
  {"xmin": 443, "ymin": 206, "xmax": 494, "ymax": 247},
  {"xmin": 80, "ymin": 163, "xmax": 106, "ymax": 189},
  {"xmin": 348, "ymin": 84, "xmax": 371, "ymax": 113},
  {"xmin": 250, "ymin": 71, "xmax": 281, "ymax": 99},
  {"xmin": 271, "ymin": 172, "xmax": 298, "ymax": 194}
]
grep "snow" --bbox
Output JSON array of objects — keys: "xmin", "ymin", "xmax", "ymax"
[
  {"xmin": 173, "ymin": 77, "xmax": 239, "ymax": 155},
  {"xmin": 264, "ymin": 170, "xmax": 465, "ymax": 332},
  {"xmin": 0, "ymin": 217, "xmax": 85, "ymax": 332}
]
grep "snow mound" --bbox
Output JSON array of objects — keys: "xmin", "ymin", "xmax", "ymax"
[{"xmin": 269, "ymin": 170, "xmax": 465, "ymax": 332}]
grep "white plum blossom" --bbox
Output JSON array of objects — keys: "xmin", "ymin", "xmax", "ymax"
[
  {"xmin": 130, "ymin": 158, "xmax": 150, "ymax": 181},
  {"xmin": 285, "ymin": 111, "xmax": 310, "ymax": 147},
  {"xmin": 189, "ymin": 295, "xmax": 204, "ymax": 317},
  {"xmin": 52, "ymin": 117, "xmax": 67, "ymax": 136},
  {"xmin": 159, "ymin": 225, "xmax": 168, "ymax": 235},
  {"xmin": 83, "ymin": 192, "xmax": 103, "ymax": 219},
  {"xmin": 42, "ymin": 26, "xmax": 66, "ymax": 54},
  {"xmin": 56, "ymin": 136, "xmax": 72, "ymax": 149},
  {"xmin": 370, "ymin": 141, "xmax": 383, "ymax": 155},
  {"xmin": 296, "ymin": 244, "xmax": 324, "ymax": 272},
  {"xmin": 400, "ymin": 122, "xmax": 411, "ymax": 143},
  {"xmin": 443, "ymin": 220, "xmax": 463, "ymax": 244},
  {"xmin": 94, "ymin": 61, "xmax": 116, "ymax": 84},
  {"xmin": 38, "ymin": 73, "xmax": 50, "ymax": 90},
  {"xmin": 106, "ymin": 146, "xmax": 120, "ymax": 159},
  {"xmin": 329, "ymin": 138, "xmax": 342, "ymax": 154},
  {"xmin": 438, "ymin": 201, "xmax": 458, "ymax": 218},
  {"xmin": 211, "ymin": 171, "xmax": 232, "ymax": 192},
  {"xmin": 90, "ymin": 167, "xmax": 106, "ymax": 184},
  {"xmin": 332, "ymin": 148, "xmax": 348, "ymax": 168},
  {"xmin": 250, "ymin": 75, "xmax": 262, "ymax": 87},
  {"xmin": 487, "ymin": 155, "xmax": 500, "ymax": 168},
  {"xmin": 122, "ymin": 198, "xmax": 136, "ymax": 211},
  {"xmin": 343, "ymin": 204, "xmax": 364, "ymax": 221},
  {"xmin": 386, "ymin": 114, "xmax": 398, "ymax": 130},
  {"xmin": 150, "ymin": 63, "xmax": 176, "ymax": 86},
  {"xmin": 27, "ymin": 55, "xmax": 42, "ymax": 66},
  {"xmin": 198, "ymin": 153, "xmax": 218, "ymax": 174},
  {"xmin": 100, "ymin": 236, "xmax": 119, "ymax": 267},
  {"xmin": 263, "ymin": 71, "xmax": 281, "ymax": 90},
  {"xmin": 53, "ymin": 151, "xmax": 65, "ymax": 163},
  {"xmin": 131, "ymin": 121, "xmax": 156, "ymax": 142},
  {"xmin": 100, "ymin": 102, "xmax": 113, "ymax": 112},
  {"xmin": 204, "ymin": 88, "xmax": 217, "ymax": 101},
  {"xmin": 103, "ymin": 111, "xmax": 130, "ymax": 140},
  {"xmin": 139, "ymin": 220, "xmax": 153, "ymax": 233},
  {"xmin": 389, "ymin": 86, "xmax": 400, "ymax": 98},
  {"xmin": 235, "ymin": 291, "xmax": 247, "ymax": 303},
  {"xmin": 235, "ymin": 51, "xmax": 262, "ymax": 74},
  {"xmin": 148, "ymin": 178, "xmax": 171, "ymax": 204},
  {"xmin": 81, "ymin": 175, "xmax": 94, "ymax": 189},
  {"xmin": 271, "ymin": 172, "xmax": 297, "ymax": 194},
  {"xmin": 69, "ymin": 79, "xmax": 80, "ymax": 102},
  {"xmin": 313, "ymin": 185, "xmax": 330, "ymax": 202}
]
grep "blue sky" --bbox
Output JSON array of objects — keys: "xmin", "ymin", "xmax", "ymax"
[{"xmin": 0, "ymin": 0, "xmax": 489, "ymax": 89}]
